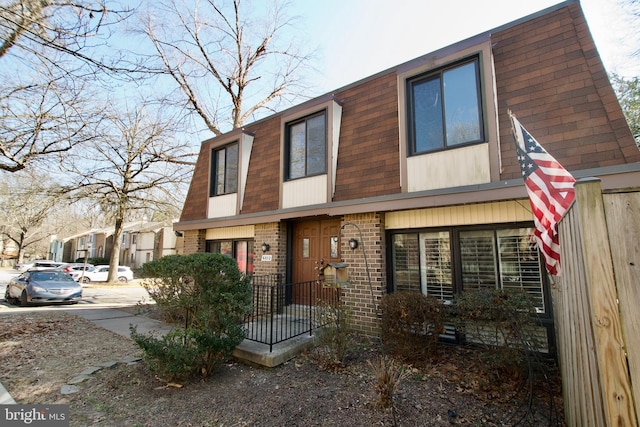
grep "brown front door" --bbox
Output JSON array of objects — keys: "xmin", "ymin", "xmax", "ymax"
[{"xmin": 292, "ymin": 219, "xmax": 341, "ymax": 304}]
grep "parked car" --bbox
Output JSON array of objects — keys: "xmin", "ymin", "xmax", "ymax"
[
  {"xmin": 4, "ymin": 269, "xmax": 82, "ymax": 306},
  {"xmin": 14, "ymin": 260, "xmax": 65, "ymax": 272},
  {"xmin": 71, "ymin": 265, "xmax": 134, "ymax": 284},
  {"xmin": 56, "ymin": 263, "xmax": 94, "ymax": 274}
]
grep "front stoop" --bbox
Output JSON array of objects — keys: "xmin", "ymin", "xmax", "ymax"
[{"xmin": 233, "ymin": 333, "xmax": 319, "ymax": 368}]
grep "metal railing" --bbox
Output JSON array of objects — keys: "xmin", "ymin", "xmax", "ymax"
[{"xmin": 244, "ymin": 275, "xmax": 340, "ymax": 352}]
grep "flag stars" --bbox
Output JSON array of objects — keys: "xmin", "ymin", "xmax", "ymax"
[{"xmin": 510, "ymin": 114, "xmax": 576, "ymax": 276}]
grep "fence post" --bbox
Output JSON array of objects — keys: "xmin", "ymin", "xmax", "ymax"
[
  {"xmin": 269, "ymin": 284, "xmax": 274, "ymax": 353},
  {"xmin": 573, "ymin": 178, "xmax": 637, "ymax": 426},
  {"xmin": 603, "ymin": 189, "xmax": 640, "ymax": 420}
]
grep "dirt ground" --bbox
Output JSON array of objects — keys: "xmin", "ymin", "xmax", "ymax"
[{"xmin": 0, "ymin": 309, "xmax": 564, "ymax": 427}]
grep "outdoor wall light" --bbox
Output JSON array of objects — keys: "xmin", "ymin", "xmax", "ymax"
[
  {"xmin": 348, "ymin": 238, "xmax": 358, "ymax": 250},
  {"xmin": 261, "ymin": 242, "xmax": 270, "ymax": 253}
]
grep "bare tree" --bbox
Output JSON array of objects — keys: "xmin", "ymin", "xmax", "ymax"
[
  {"xmin": 136, "ymin": 0, "xmax": 313, "ymax": 136},
  {"xmin": 1, "ymin": 0, "xmax": 133, "ymax": 71},
  {"xmin": 63, "ymin": 100, "xmax": 195, "ymax": 282},
  {"xmin": 0, "ymin": 61, "xmax": 105, "ymax": 172},
  {"xmin": 0, "ymin": 169, "xmax": 60, "ymax": 263},
  {"xmin": 0, "ymin": 1, "xmax": 134, "ymax": 172},
  {"xmin": 611, "ymin": 73, "xmax": 640, "ymax": 148}
]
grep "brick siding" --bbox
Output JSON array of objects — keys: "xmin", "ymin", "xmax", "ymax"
[
  {"xmin": 252, "ymin": 222, "xmax": 287, "ymax": 279},
  {"xmin": 182, "ymin": 229, "xmax": 206, "ymax": 254},
  {"xmin": 339, "ymin": 213, "xmax": 386, "ymax": 336}
]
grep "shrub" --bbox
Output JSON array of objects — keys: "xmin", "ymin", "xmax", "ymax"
[
  {"xmin": 380, "ymin": 291, "xmax": 445, "ymax": 363},
  {"xmin": 315, "ymin": 298, "xmax": 352, "ymax": 368},
  {"xmin": 129, "ymin": 328, "xmax": 200, "ymax": 379},
  {"xmin": 451, "ymin": 288, "xmax": 543, "ymax": 378},
  {"xmin": 132, "ymin": 253, "xmax": 252, "ymax": 380}
]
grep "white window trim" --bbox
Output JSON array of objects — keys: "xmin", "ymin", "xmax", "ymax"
[
  {"xmin": 279, "ymin": 96, "xmax": 343, "ymax": 208},
  {"xmin": 206, "ymin": 130, "xmax": 255, "ymax": 218},
  {"xmin": 396, "ymin": 36, "xmax": 500, "ymax": 193}
]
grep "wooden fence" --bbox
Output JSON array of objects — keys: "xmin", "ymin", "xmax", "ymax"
[{"xmin": 554, "ymin": 178, "xmax": 639, "ymax": 426}]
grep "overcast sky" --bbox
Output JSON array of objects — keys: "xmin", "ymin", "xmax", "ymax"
[{"xmin": 287, "ymin": 0, "xmax": 639, "ymax": 94}]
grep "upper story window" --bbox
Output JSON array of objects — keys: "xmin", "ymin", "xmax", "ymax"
[
  {"xmin": 210, "ymin": 143, "xmax": 238, "ymax": 196},
  {"xmin": 407, "ymin": 57, "xmax": 484, "ymax": 155},
  {"xmin": 285, "ymin": 111, "xmax": 326, "ymax": 180}
]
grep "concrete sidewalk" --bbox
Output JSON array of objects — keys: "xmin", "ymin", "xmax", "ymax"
[
  {"xmin": 69, "ymin": 307, "xmax": 175, "ymax": 338},
  {"xmin": 0, "ymin": 382, "xmax": 16, "ymax": 404}
]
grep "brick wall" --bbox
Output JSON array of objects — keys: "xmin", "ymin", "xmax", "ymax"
[
  {"xmin": 182, "ymin": 229, "xmax": 206, "ymax": 254},
  {"xmin": 252, "ymin": 222, "xmax": 287, "ymax": 279},
  {"xmin": 339, "ymin": 213, "xmax": 386, "ymax": 336}
]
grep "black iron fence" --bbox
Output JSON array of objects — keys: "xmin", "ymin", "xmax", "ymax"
[{"xmin": 245, "ymin": 275, "xmax": 340, "ymax": 352}]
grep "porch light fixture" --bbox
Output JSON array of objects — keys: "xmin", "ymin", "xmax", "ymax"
[
  {"xmin": 261, "ymin": 242, "xmax": 270, "ymax": 253},
  {"xmin": 348, "ymin": 238, "xmax": 358, "ymax": 250}
]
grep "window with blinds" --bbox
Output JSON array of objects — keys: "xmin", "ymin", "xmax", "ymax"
[
  {"xmin": 497, "ymin": 228, "xmax": 545, "ymax": 312},
  {"xmin": 389, "ymin": 225, "xmax": 547, "ymax": 314},
  {"xmin": 459, "ymin": 230, "xmax": 497, "ymax": 291},
  {"xmin": 392, "ymin": 234, "xmax": 420, "ymax": 292},
  {"xmin": 420, "ymin": 231, "xmax": 453, "ymax": 301}
]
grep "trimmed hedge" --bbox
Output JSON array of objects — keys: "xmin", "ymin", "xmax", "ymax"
[{"xmin": 131, "ymin": 253, "xmax": 252, "ymax": 379}]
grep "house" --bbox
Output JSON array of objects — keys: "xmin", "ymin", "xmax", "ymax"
[
  {"xmin": 120, "ymin": 222, "xmax": 182, "ymax": 269},
  {"xmin": 174, "ymin": 0, "xmax": 640, "ymax": 352},
  {"xmin": 58, "ymin": 221, "xmax": 181, "ymax": 268},
  {"xmin": 0, "ymin": 238, "xmax": 18, "ymax": 267},
  {"xmin": 59, "ymin": 227, "xmax": 113, "ymax": 263}
]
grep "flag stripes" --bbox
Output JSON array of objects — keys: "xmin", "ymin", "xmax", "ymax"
[{"xmin": 510, "ymin": 112, "xmax": 576, "ymax": 276}]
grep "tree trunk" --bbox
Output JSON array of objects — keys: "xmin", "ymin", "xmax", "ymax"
[
  {"xmin": 16, "ymin": 231, "xmax": 26, "ymax": 264},
  {"xmin": 108, "ymin": 217, "xmax": 123, "ymax": 283}
]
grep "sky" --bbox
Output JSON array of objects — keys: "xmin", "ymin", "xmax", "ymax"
[{"xmin": 286, "ymin": 0, "xmax": 639, "ymax": 94}]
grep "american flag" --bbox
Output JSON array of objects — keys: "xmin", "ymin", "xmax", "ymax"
[{"xmin": 510, "ymin": 113, "xmax": 576, "ymax": 276}]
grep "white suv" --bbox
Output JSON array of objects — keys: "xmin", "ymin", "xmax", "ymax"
[{"xmin": 72, "ymin": 265, "xmax": 134, "ymax": 284}]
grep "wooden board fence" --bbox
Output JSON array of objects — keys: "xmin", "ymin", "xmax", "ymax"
[
  {"xmin": 603, "ymin": 189, "xmax": 640, "ymax": 420},
  {"xmin": 554, "ymin": 178, "xmax": 639, "ymax": 427}
]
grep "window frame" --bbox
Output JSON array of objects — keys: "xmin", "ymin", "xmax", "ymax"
[
  {"xmin": 209, "ymin": 142, "xmax": 239, "ymax": 197},
  {"xmin": 406, "ymin": 56, "xmax": 485, "ymax": 156},
  {"xmin": 205, "ymin": 239, "xmax": 254, "ymax": 275},
  {"xmin": 284, "ymin": 110, "xmax": 327, "ymax": 181},
  {"xmin": 387, "ymin": 223, "xmax": 551, "ymax": 318}
]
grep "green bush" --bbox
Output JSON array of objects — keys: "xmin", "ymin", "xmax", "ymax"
[
  {"xmin": 132, "ymin": 253, "xmax": 252, "ymax": 380},
  {"xmin": 380, "ymin": 291, "xmax": 445, "ymax": 363},
  {"xmin": 129, "ymin": 328, "xmax": 200, "ymax": 379}
]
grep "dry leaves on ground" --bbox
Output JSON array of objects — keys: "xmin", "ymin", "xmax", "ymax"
[{"xmin": 0, "ymin": 310, "xmax": 564, "ymax": 426}]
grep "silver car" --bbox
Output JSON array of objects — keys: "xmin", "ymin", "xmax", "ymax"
[{"xmin": 4, "ymin": 270, "xmax": 83, "ymax": 305}]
